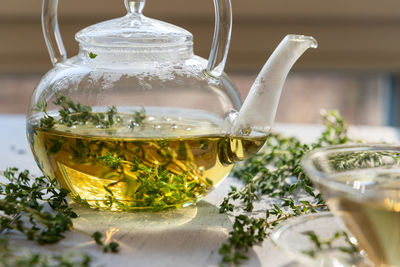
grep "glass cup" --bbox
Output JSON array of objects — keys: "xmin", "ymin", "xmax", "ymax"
[
  {"xmin": 301, "ymin": 144, "xmax": 400, "ymax": 267},
  {"xmin": 271, "ymin": 212, "xmax": 368, "ymax": 266}
]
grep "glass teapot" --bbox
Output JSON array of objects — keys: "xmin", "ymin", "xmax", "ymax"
[{"xmin": 27, "ymin": 0, "xmax": 317, "ymax": 211}]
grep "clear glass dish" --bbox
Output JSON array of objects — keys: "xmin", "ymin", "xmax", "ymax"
[
  {"xmin": 270, "ymin": 212, "xmax": 371, "ymax": 267},
  {"xmin": 301, "ymin": 144, "xmax": 400, "ymax": 267}
]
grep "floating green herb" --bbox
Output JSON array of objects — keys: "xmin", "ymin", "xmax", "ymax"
[
  {"xmin": 88, "ymin": 52, "xmax": 97, "ymax": 59},
  {"xmin": 94, "ymin": 153, "xmax": 213, "ymax": 211},
  {"xmin": 29, "ymin": 96, "xmax": 265, "ymax": 212}
]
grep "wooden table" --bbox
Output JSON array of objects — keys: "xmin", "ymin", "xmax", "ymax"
[{"xmin": 1, "ymin": 115, "xmax": 399, "ymax": 267}]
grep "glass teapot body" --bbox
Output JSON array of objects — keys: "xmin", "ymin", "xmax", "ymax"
[
  {"xmin": 27, "ymin": 0, "xmax": 268, "ymax": 211},
  {"xmin": 28, "ymin": 46, "xmax": 242, "ymax": 122},
  {"xmin": 27, "ymin": 48, "xmax": 250, "ymax": 212}
]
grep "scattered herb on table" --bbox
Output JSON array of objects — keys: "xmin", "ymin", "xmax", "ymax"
[
  {"xmin": 29, "ymin": 96, "xmax": 359, "ymax": 265},
  {"xmin": 0, "ymin": 238, "xmax": 91, "ymax": 267},
  {"xmin": 92, "ymin": 231, "xmax": 120, "ymax": 253},
  {"xmin": 0, "ymin": 168, "xmax": 120, "ymax": 264},
  {"xmin": 218, "ymin": 110, "xmax": 353, "ymax": 266},
  {"xmin": 0, "ymin": 168, "xmax": 76, "ymax": 244}
]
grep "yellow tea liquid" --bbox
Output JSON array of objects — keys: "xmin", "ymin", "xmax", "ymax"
[
  {"xmin": 327, "ymin": 172, "xmax": 400, "ymax": 266},
  {"xmin": 28, "ymin": 111, "xmax": 266, "ymax": 211}
]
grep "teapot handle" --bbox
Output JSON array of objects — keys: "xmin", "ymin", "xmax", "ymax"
[
  {"xmin": 206, "ymin": 0, "xmax": 232, "ymax": 78},
  {"xmin": 42, "ymin": 0, "xmax": 67, "ymax": 65},
  {"xmin": 41, "ymin": 0, "xmax": 232, "ymax": 71}
]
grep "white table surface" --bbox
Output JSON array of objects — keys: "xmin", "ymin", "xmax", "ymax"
[{"xmin": 1, "ymin": 115, "xmax": 399, "ymax": 267}]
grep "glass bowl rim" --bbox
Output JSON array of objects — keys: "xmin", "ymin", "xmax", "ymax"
[
  {"xmin": 270, "ymin": 212, "xmax": 353, "ymax": 266},
  {"xmin": 270, "ymin": 211, "xmax": 333, "ymax": 248},
  {"xmin": 301, "ymin": 143, "xmax": 400, "ymax": 199}
]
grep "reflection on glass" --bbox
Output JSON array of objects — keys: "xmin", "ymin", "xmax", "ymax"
[{"xmin": 302, "ymin": 145, "xmax": 400, "ymax": 267}]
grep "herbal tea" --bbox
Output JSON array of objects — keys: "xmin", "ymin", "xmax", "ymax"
[
  {"xmin": 27, "ymin": 100, "xmax": 266, "ymax": 211},
  {"xmin": 327, "ymin": 172, "xmax": 400, "ymax": 266}
]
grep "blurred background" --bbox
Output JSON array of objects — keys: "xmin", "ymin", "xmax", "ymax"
[{"xmin": 2, "ymin": 0, "xmax": 400, "ymax": 125}]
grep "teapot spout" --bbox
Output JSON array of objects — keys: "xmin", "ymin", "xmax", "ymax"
[{"xmin": 232, "ymin": 35, "xmax": 317, "ymax": 135}]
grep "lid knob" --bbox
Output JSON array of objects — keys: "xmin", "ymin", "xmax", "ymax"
[{"xmin": 125, "ymin": 0, "xmax": 145, "ymax": 14}]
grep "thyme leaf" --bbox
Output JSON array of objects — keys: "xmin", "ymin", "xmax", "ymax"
[
  {"xmin": 0, "ymin": 168, "xmax": 76, "ymax": 244},
  {"xmin": 92, "ymin": 231, "xmax": 120, "ymax": 253},
  {"xmin": 36, "ymin": 95, "xmax": 144, "ymax": 130},
  {"xmin": 31, "ymin": 96, "xmax": 212, "ymax": 211},
  {"xmin": 0, "ymin": 168, "xmax": 121, "ymax": 263},
  {"xmin": 219, "ymin": 110, "xmax": 350, "ymax": 266},
  {"xmin": 302, "ymin": 230, "xmax": 359, "ymax": 258},
  {"xmin": 88, "ymin": 52, "xmax": 97, "ymax": 59},
  {"xmin": 129, "ymin": 107, "xmax": 146, "ymax": 129},
  {"xmin": 0, "ymin": 238, "xmax": 92, "ymax": 267},
  {"xmin": 97, "ymin": 154, "xmax": 213, "ymax": 211}
]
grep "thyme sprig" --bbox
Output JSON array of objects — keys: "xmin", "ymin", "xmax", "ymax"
[
  {"xmin": 88, "ymin": 52, "xmax": 97, "ymax": 59},
  {"xmin": 92, "ymin": 231, "xmax": 119, "ymax": 253},
  {"xmin": 34, "ymin": 95, "xmax": 146, "ymax": 130},
  {"xmin": 329, "ymin": 151, "xmax": 400, "ymax": 170},
  {"xmin": 219, "ymin": 110, "xmax": 350, "ymax": 265},
  {"xmin": 0, "ymin": 238, "xmax": 91, "ymax": 267},
  {"xmin": 0, "ymin": 168, "xmax": 76, "ymax": 244},
  {"xmin": 32, "ymin": 96, "xmax": 214, "ymax": 211},
  {"xmin": 0, "ymin": 168, "xmax": 120, "ymax": 264},
  {"xmin": 302, "ymin": 230, "xmax": 359, "ymax": 258},
  {"xmin": 97, "ymin": 153, "xmax": 213, "ymax": 211}
]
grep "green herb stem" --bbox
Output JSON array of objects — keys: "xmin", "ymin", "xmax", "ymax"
[{"xmin": 218, "ymin": 110, "xmax": 350, "ymax": 266}]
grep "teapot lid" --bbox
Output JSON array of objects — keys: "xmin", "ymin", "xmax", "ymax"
[{"xmin": 75, "ymin": 0, "xmax": 193, "ymax": 50}]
